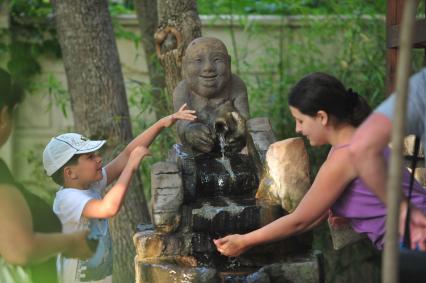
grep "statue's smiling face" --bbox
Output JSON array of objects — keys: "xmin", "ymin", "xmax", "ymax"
[{"xmin": 183, "ymin": 38, "xmax": 231, "ymax": 98}]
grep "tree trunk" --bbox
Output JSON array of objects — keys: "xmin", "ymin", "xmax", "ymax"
[
  {"xmin": 52, "ymin": 1, "xmax": 150, "ymax": 282},
  {"xmin": 133, "ymin": 0, "xmax": 168, "ymax": 117},
  {"xmin": 156, "ymin": 0, "xmax": 202, "ymax": 95}
]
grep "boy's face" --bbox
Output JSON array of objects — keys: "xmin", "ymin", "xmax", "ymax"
[{"xmin": 66, "ymin": 152, "xmax": 103, "ymax": 188}]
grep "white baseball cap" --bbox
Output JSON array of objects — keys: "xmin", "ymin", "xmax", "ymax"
[{"xmin": 43, "ymin": 133, "xmax": 106, "ymax": 176}]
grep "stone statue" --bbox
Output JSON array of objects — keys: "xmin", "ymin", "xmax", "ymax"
[
  {"xmin": 173, "ymin": 37, "xmax": 249, "ymax": 154},
  {"xmin": 134, "ymin": 37, "xmax": 321, "ymax": 283}
]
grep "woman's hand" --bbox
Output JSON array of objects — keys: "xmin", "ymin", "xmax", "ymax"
[
  {"xmin": 162, "ymin": 103, "xmax": 197, "ymax": 128},
  {"xmin": 213, "ymin": 234, "xmax": 250, "ymax": 257}
]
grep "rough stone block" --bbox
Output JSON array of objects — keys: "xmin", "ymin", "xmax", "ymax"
[
  {"xmin": 135, "ymin": 257, "xmax": 219, "ymax": 283},
  {"xmin": 133, "ymin": 229, "xmax": 191, "ymax": 259},
  {"xmin": 152, "ymin": 212, "xmax": 181, "ymax": 234},
  {"xmin": 151, "ymin": 173, "xmax": 182, "ymax": 190},
  {"xmin": 247, "ymin": 118, "xmax": 276, "ymax": 163},
  {"xmin": 413, "ymin": 167, "xmax": 426, "ymax": 187},
  {"xmin": 151, "ymin": 161, "xmax": 179, "ymax": 174},
  {"xmin": 152, "ymin": 187, "xmax": 183, "ymax": 211},
  {"xmin": 247, "ymin": 117, "xmax": 273, "ymax": 132},
  {"xmin": 256, "ymin": 137, "xmax": 310, "ymax": 213},
  {"xmin": 328, "ymin": 221, "xmax": 366, "ymax": 250},
  {"xmin": 403, "ymin": 135, "xmax": 424, "ymax": 157},
  {"xmin": 247, "ymin": 253, "xmax": 322, "ymax": 283}
]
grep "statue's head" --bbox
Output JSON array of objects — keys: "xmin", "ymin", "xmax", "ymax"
[{"xmin": 183, "ymin": 37, "xmax": 231, "ymax": 98}]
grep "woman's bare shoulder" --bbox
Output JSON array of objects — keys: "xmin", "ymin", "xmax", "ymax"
[{"xmin": 322, "ymin": 147, "xmax": 357, "ymax": 177}]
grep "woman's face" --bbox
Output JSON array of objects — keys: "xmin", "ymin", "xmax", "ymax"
[
  {"xmin": 289, "ymin": 106, "xmax": 328, "ymax": 146},
  {"xmin": 0, "ymin": 106, "xmax": 13, "ymax": 148}
]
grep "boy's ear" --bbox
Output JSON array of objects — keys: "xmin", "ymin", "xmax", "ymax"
[
  {"xmin": 63, "ymin": 166, "xmax": 77, "ymax": 180},
  {"xmin": 316, "ymin": 110, "xmax": 328, "ymax": 126}
]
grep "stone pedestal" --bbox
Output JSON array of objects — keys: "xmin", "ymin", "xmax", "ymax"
[{"xmin": 135, "ymin": 124, "xmax": 323, "ymax": 282}]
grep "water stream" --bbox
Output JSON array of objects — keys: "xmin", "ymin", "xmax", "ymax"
[{"xmin": 217, "ymin": 132, "xmax": 236, "ymax": 181}]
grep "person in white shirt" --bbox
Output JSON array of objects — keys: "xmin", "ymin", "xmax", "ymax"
[
  {"xmin": 42, "ymin": 104, "xmax": 196, "ymax": 283},
  {"xmin": 350, "ymin": 68, "xmax": 426, "ymax": 250}
]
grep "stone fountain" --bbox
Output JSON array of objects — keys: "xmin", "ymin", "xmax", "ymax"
[{"xmin": 133, "ymin": 37, "xmax": 323, "ymax": 283}]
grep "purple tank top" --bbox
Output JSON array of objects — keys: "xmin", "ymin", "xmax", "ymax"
[{"xmin": 331, "ymin": 147, "xmax": 426, "ymax": 250}]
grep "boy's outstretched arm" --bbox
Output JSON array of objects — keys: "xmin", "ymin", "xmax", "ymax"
[
  {"xmin": 105, "ymin": 103, "xmax": 196, "ymax": 184},
  {"xmin": 82, "ymin": 146, "xmax": 150, "ymax": 219}
]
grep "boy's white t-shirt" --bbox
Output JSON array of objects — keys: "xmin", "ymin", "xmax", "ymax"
[{"xmin": 53, "ymin": 168, "xmax": 113, "ymax": 283}]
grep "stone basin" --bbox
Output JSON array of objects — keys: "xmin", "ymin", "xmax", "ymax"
[{"xmin": 134, "ymin": 247, "xmax": 322, "ymax": 283}]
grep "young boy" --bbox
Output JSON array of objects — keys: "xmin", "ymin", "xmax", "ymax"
[{"xmin": 42, "ymin": 104, "xmax": 196, "ymax": 283}]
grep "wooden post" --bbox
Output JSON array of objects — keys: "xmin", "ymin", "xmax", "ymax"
[
  {"xmin": 386, "ymin": 0, "xmax": 404, "ymax": 95},
  {"xmin": 383, "ymin": 0, "xmax": 417, "ymax": 282}
]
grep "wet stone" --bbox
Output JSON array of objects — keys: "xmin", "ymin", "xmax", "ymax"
[
  {"xmin": 191, "ymin": 197, "xmax": 283, "ymax": 234},
  {"xmin": 152, "ymin": 212, "xmax": 182, "ymax": 234},
  {"xmin": 195, "ymin": 154, "xmax": 258, "ymax": 197},
  {"xmin": 136, "ymin": 257, "xmax": 220, "ymax": 283},
  {"xmin": 133, "ymin": 229, "xmax": 191, "ymax": 259},
  {"xmin": 176, "ymin": 153, "xmax": 198, "ymax": 202},
  {"xmin": 151, "ymin": 161, "xmax": 179, "ymax": 174},
  {"xmin": 192, "ymin": 232, "xmax": 216, "ymax": 253},
  {"xmin": 247, "ymin": 118, "xmax": 276, "ymax": 162},
  {"xmin": 151, "ymin": 161, "xmax": 183, "ymax": 233},
  {"xmin": 247, "ymin": 253, "xmax": 322, "ymax": 283}
]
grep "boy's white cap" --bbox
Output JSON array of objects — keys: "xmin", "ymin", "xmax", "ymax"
[{"xmin": 43, "ymin": 133, "xmax": 106, "ymax": 176}]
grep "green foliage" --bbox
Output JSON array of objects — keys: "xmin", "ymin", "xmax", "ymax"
[
  {"xmin": 127, "ymin": 79, "xmax": 175, "ymax": 200},
  {"xmin": 7, "ymin": 0, "xmax": 58, "ymax": 85},
  {"xmin": 197, "ymin": 0, "xmax": 386, "ymax": 15},
  {"xmin": 3, "ymin": 0, "xmax": 421, "ymax": 209},
  {"xmin": 19, "ymin": 144, "xmax": 58, "ymax": 204},
  {"xmin": 231, "ymin": 13, "xmax": 387, "ymax": 175},
  {"xmin": 31, "ymin": 74, "xmax": 70, "ymax": 117}
]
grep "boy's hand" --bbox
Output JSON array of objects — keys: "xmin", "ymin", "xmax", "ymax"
[
  {"xmin": 162, "ymin": 103, "xmax": 197, "ymax": 128},
  {"xmin": 128, "ymin": 146, "xmax": 151, "ymax": 170}
]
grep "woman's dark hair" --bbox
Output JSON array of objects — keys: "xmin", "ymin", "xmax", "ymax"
[
  {"xmin": 288, "ymin": 72, "xmax": 372, "ymax": 127},
  {"xmin": 0, "ymin": 68, "xmax": 24, "ymax": 113}
]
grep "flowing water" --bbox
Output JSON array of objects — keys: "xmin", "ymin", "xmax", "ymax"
[{"xmin": 217, "ymin": 133, "xmax": 236, "ymax": 181}]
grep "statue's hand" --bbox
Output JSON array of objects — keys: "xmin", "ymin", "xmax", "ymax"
[
  {"xmin": 224, "ymin": 111, "xmax": 247, "ymax": 153},
  {"xmin": 226, "ymin": 135, "xmax": 246, "ymax": 153},
  {"xmin": 185, "ymin": 122, "xmax": 215, "ymax": 153}
]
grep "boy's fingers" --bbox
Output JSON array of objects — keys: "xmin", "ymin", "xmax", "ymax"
[{"xmin": 178, "ymin": 103, "xmax": 188, "ymax": 111}]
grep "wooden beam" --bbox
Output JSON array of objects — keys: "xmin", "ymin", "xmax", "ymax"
[
  {"xmin": 387, "ymin": 19, "xmax": 426, "ymax": 48},
  {"xmin": 383, "ymin": 1, "xmax": 417, "ymax": 282},
  {"xmin": 386, "ymin": 0, "xmax": 405, "ymax": 95}
]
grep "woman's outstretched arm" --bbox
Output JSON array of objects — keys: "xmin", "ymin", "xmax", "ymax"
[{"xmin": 214, "ymin": 148, "xmax": 356, "ymax": 257}]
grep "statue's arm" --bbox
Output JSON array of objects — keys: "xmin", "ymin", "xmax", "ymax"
[
  {"xmin": 173, "ymin": 82, "xmax": 192, "ymax": 143},
  {"xmin": 231, "ymin": 75, "xmax": 250, "ymax": 120}
]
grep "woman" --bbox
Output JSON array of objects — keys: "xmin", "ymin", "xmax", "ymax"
[
  {"xmin": 0, "ymin": 68, "xmax": 93, "ymax": 283},
  {"xmin": 214, "ymin": 72, "xmax": 426, "ymax": 256}
]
